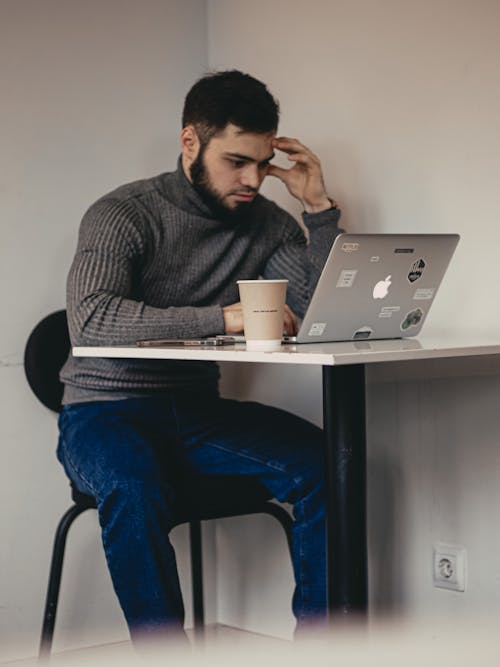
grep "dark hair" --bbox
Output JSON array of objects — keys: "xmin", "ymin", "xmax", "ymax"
[{"xmin": 182, "ymin": 70, "xmax": 280, "ymax": 143}]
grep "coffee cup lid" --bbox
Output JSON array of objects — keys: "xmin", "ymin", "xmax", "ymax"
[{"xmin": 237, "ymin": 279, "xmax": 288, "ymax": 284}]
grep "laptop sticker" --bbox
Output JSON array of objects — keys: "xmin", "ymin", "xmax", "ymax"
[
  {"xmin": 370, "ymin": 255, "xmax": 380, "ymax": 262},
  {"xmin": 353, "ymin": 326, "xmax": 373, "ymax": 340},
  {"xmin": 413, "ymin": 287, "xmax": 435, "ymax": 300},
  {"xmin": 308, "ymin": 322, "xmax": 327, "ymax": 337},
  {"xmin": 379, "ymin": 306, "xmax": 401, "ymax": 319},
  {"xmin": 408, "ymin": 258, "xmax": 426, "ymax": 283},
  {"xmin": 400, "ymin": 308, "xmax": 424, "ymax": 331},
  {"xmin": 336, "ymin": 269, "xmax": 358, "ymax": 288},
  {"xmin": 372, "ymin": 275, "xmax": 392, "ymax": 299},
  {"xmin": 341, "ymin": 242, "xmax": 359, "ymax": 253}
]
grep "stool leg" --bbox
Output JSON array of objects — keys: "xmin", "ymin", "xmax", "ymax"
[
  {"xmin": 189, "ymin": 520, "xmax": 205, "ymax": 641},
  {"xmin": 39, "ymin": 505, "xmax": 92, "ymax": 662}
]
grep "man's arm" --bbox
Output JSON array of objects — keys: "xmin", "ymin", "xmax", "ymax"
[
  {"xmin": 66, "ymin": 198, "xmax": 225, "ymax": 346},
  {"xmin": 267, "ymin": 136, "xmax": 332, "ymax": 213},
  {"xmin": 262, "ymin": 206, "xmax": 342, "ymax": 319},
  {"xmin": 222, "ymin": 137, "xmax": 342, "ymax": 330},
  {"xmin": 222, "ymin": 203, "xmax": 341, "ymax": 331},
  {"xmin": 264, "ymin": 137, "xmax": 343, "ymax": 317}
]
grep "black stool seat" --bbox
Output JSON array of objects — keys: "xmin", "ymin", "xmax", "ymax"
[{"xmin": 70, "ymin": 476, "xmax": 290, "ymax": 534}]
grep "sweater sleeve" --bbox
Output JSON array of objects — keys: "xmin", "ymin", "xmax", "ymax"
[
  {"xmin": 66, "ymin": 198, "xmax": 225, "ymax": 346},
  {"xmin": 262, "ymin": 206, "xmax": 343, "ymax": 318}
]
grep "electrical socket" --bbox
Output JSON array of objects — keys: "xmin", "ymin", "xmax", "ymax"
[{"xmin": 433, "ymin": 543, "xmax": 466, "ymax": 592}]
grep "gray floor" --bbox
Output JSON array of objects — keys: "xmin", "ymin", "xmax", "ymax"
[
  {"xmin": 1, "ymin": 625, "xmax": 288, "ymax": 666},
  {"xmin": 3, "ymin": 620, "xmax": 498, "ymax": 667}
]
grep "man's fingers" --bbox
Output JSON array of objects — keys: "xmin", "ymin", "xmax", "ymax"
[
  {"xmin": 266, "ymin": 164, "xmax": 290, "ymax": 182},
  {"xmin": 267, "ymin": 164, "xmax": 287, "ymax": 177},
  {"xmin": 286, "ymin": 153, "xmax": 318, "ymax": 167},
  {"xmin": 222, "ymin": 302, "xmax": 244, "ymax": 334},
  {"xmin": 268, "ymin": 157, "xmax": 316, "ymax": 179},
  {"xmin": 284, "ymin": 304, "xmax": 299, "ymax": 335},
  {"xmin": 273, "ymin": 136, "xmax": 306, "ymax": 151},
  {"xmin": 225, "ymin": 301, "xmax": 298, "ymax": 336},
  {"xmin": 273, "ymin": 137, "xmax": 319, "ymax": 160},
  {"xmin": 269, "ymin": 145, "xmax": 321, "ymax": 175}
]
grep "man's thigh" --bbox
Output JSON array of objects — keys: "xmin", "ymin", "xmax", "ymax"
[
  {"xmin": 173, "ymin": 396, "xmax": 324, "ymax": 497},
  {"xmin": 57, "ymin": 397, "xmax": 178, "ymax": 499}
]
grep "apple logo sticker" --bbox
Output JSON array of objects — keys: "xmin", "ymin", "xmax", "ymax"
[{"xmin": 372, "ymin": 275, "xmax": 392, "ymax": 299}]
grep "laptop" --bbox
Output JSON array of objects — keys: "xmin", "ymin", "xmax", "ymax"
[
  {"xmin": 136, "ymin": 233, "xmax": 459, "ymax": 348},
  {"xmin": 282, "ymin": 232, "xmax": 459, "ymax": 343}
]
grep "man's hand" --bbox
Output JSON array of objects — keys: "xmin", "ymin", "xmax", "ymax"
[
  {"xmin": 267, "ymin": 137, "xmax": 331, "ymax": 213},
  {"xmin": 222, "ymin": 302, "xmax": 299, "ymax": 336}
]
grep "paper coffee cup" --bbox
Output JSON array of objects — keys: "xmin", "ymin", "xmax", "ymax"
[{"xmin": 237, "ymin": 279, "xmax": 288, "ymax": 350}]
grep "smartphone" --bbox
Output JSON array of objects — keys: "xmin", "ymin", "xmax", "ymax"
[{"xmin": 136, "ymin": 336, "xmax": 237, "ymax": 347}]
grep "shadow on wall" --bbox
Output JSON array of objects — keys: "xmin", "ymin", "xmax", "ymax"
[
  {"xmin": 368, "ymin": 452, "xmax": 406, "ymax": 614},
  {"xmin": 219, "ymin": 362, "xmax": 323, "ymax": 427}
]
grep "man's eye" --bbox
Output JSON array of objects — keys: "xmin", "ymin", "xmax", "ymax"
[{"xmin": 230, "ymin": 159, "xmax": 245, "ymax": 169}]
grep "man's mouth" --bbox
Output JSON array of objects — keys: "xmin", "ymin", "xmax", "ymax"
[{"xmin": 231, "ymin": 190, "xmax": 257, "ymax": 202}]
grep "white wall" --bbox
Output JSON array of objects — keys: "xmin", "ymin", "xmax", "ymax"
[
  {"xmin": 0, "ymin": 0, "xmax": 209, "ymax": 660},
  {"xmin": 3, "ymin": 0, "xmax": 500, "ymax": 657},
  {"xmin": 208, "ymin": 0, "xmax": 500, "ymax": 638}
]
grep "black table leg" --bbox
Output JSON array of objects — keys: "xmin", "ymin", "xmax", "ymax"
[{"xmin": 322, "ymin": 364, "xmax": 368, "ymax": 621}]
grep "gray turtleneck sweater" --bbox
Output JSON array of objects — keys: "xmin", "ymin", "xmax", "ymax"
[{"xmin": 60, "ymin": 160, "xmax": 342, "ymax": 404}]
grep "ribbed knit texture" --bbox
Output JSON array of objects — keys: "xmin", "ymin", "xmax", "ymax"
[{"xmin": 61, "ymin": 159, "xmax": 342, "ymax": 403}]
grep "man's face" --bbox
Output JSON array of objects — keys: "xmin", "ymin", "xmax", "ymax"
[{"xmin": 188, "ymin": 124, "xmax": 275, "ymax": 220}]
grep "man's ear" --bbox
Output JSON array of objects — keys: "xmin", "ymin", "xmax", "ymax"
[{"xmin": 180, "ymin": 125, "xmax": 201, "ymax": 162}]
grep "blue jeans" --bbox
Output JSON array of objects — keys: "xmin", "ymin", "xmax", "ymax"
[{"xmin": 57, "ymin": 395, "xmax": 326, "ymax": 641}]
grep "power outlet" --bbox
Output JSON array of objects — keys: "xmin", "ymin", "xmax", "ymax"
[{"xmin": 433, "ymin": 543, "xmax": 466, "ymax": 592}]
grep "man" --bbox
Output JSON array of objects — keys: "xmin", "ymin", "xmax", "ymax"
[{"xmin": 58, "ymin": 70, "xmax": 342, "ymax": 644}]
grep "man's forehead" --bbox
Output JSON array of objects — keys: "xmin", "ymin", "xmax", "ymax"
[
  {"xmin": 209, "ymin": 124, "xmax": 275, "ymax": 158},
  {"xmin": 219, "ymin": 122, "xmax": 275, "ymax": 138}
]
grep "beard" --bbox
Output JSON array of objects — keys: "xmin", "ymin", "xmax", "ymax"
[{"xmin": 190, "ymin": 148, "xmax": 256, "ymax": 223}]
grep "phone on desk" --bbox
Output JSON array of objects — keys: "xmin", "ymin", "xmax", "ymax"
[{"xmin": 136, "ymin": 336, "xmax": 237, "ymax": 347}]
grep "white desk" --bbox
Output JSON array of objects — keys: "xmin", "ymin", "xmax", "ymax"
[{"xmin": 73, "ymin": 334, "xmax": 500, "ymax": 621}]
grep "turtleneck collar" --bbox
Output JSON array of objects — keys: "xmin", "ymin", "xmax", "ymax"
[{"xmin": 157, "ymin": 156, "xmax": 216, "ymax": 219}]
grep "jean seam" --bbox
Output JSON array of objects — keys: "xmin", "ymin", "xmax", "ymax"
[
  {"xmin": 185, "ymin": 437, "xmax": 297, "ymax": 474},
  {"xmin": 59, "ymin": 438, "xmax": 101, "ymax": 502}
]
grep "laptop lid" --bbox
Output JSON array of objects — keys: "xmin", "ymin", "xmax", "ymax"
[{"xmin": 295, "ymin": 233, "xmax": 459, "ymax": 343}]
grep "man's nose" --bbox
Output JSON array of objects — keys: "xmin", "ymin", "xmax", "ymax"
[{"xmin": 240, "ymin": 165, "xmax": 261, "ymax": 190}]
